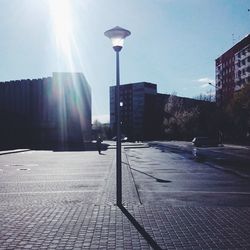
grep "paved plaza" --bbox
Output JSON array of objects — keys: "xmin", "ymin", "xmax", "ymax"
[{"xmin": 0, "ymin": 145, "xmax": 250, "ymax": 249}]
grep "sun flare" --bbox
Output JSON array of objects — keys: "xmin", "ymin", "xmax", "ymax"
[
  {"xmin": 47, "ymin": 0, "xmax": 90, "ymax": 143},
  {"xmin": 48, "ymin": 0, "xmax": 74, "ymax": 60}
]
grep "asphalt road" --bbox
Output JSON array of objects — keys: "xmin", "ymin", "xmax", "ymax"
[
  {"xmin": 149, "ymin": 141, "xmax": 250, "ymax": 177},
  {"xmin": 125, "ymin": 143, "xmax": 250, "ymax": 207}
]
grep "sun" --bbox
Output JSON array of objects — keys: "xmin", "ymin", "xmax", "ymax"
[{"xmin": 48, "ymin": 0, "xmax": 73, "ymax": 58}]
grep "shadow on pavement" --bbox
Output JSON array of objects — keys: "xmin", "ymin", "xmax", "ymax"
[
  {"xmin": 118, "ymin": 204, "xmax": 162, "ymax": 250},
  {"xmin": 131, "ymin": 167, "xmax": 171, "ymax": 183},
  {"xmin": 0, "ymin": 142, "xmax": 110, "ymax": 153},
  {"xmin": 52, "ymin": 142, "xmax": 110, "ymax": 152}
]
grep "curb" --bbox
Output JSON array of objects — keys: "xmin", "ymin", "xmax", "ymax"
[
  {"xmin": 204, "ymin": 161, "xmax": 250, "ymax": 179},
  {"xmin": 0, "ymin": 149, "xmax": 31, "ymax": 156}
]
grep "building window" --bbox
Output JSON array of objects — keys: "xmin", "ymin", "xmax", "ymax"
[{"xmin": 242, "ymin": 59, "xmax": 246, "ymax": 65}]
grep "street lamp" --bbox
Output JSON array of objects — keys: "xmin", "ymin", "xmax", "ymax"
[
  {"xmin": 208, "ymin": 82, "xmax": 218, "ymax": 89},
  {"xmin": 208, "ymin": 82, "xmax": 220, "ymax": 103},
  {"xmin": 104, "ymin": 26, "xmax": 131, "ymax": 206}
]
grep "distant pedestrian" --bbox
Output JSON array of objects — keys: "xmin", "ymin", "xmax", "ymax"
[
  {"xmin": 96, "ymin": 137, "xmax": 102, "ymax": 154},
  {"xmin": 218, "ymin": 130, "xmax": 223, "ymax": 146}
]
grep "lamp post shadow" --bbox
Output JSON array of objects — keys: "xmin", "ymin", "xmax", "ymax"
[
  {"xmin": 130, "ymin": 166, "xmax": 171, "ymax": 183},
  {"xmin": 118, "ymin": 204, "xmax": 162, "ymax": 250}
]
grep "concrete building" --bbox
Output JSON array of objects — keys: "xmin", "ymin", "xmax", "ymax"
[
  {"xmin": 110, "ymin": 82, "xmax": 157, "ymax": 141},
  {"xmin": 0, "ymin": 72, "xmax": 91, "ymax": 149},
  {"xmin": 215, "ymin": 34, "xmax": 250, "ymax": 105},
  {"xmin": 110, "ymin": 82, "xmax": 214, "ymax": 141}
]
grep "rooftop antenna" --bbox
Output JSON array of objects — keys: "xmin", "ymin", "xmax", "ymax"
[{"xmin": 232, "ymin": 33, "xmax": 235, "ymax": 45}]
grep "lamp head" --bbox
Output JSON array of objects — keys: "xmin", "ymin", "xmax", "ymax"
[{"xmin": 104, "ymin": 26, "xmax": 131, "ymax": 52}]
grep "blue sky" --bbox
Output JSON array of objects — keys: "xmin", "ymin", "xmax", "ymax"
[{"xmin": 0, "ymin": 0, "xmax": 249, "ymax": 122}]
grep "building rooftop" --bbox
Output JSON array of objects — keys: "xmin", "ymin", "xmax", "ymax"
[{"xmin": 216, "ymin": 34, "xmax": 250, "ymax": 61}]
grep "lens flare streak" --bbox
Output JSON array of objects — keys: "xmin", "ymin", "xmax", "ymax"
[{"xmin": 48, "ymin": 0, "xmax": 89, "ymax": 144}]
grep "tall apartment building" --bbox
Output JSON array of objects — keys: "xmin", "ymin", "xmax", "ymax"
[
  {"xmin": 0, "ymin": 72, "xmax": 91, "ymax": 148},
  {"xmin": 215, "ymin": 34, "xmax": 250, "ymax": 104},
  {"xmin": 110, "ymin": 82, "xmax": 158, "ymax": 141}
]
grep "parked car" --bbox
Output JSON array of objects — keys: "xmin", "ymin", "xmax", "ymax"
[{"xmin": 192, "ymin": 137, "xmax": 219, "ymax": 147}]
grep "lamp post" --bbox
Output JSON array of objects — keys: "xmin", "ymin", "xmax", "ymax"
[
  {"xmin": 104, "ymin": 26, "xmax": 131, "ymax": 206},
  {"xmin": 208, "ymin": 82, "xmax": 218, "ymax": 89},
  {"xmin": 208, "ymin": 82, "xmax": 219, "ymax": 103}
]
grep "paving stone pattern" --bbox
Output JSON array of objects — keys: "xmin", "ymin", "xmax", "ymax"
[
  {"xmin": 100, "ymin": 152, "xmax": 141, "ymax": 205},
  {"xmin": 0, "ymin": 149, "xmax": 250, "ymax": 249},
  {"xmin": 1, "ymin": 204, "xmax": 250, "ymax": 249}
]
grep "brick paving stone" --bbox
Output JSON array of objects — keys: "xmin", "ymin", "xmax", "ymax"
[
  {"xmin": 1, "ymin": 149, "xmax": 250, "ymax": 249},
  {"xmin": 1, "ymin": 203, "xmax": 250, "ymax": 249},
  {"xmin": 100, "ymin": 152, "xmax": 141, "ymax": 205}
]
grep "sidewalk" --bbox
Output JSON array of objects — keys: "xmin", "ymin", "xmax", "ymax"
[{"xmin": 0, "ymin": 149, "xmax": 250, "ymax": 249}]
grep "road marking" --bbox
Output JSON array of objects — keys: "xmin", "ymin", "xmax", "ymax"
[
  {"xmin": 0, "ymin": 179, "xmax": 103, "ymax": 184},
  {"xmin": 143, "ymin": 190, "xmax": 250, "ymax": 195},
  {"xmin": 0, "ymin": 190, "xmax": 100, "ymax": 195},
  {"xmin": 12, "ymin": 173, "xmax": 106, "ymax": 176}
]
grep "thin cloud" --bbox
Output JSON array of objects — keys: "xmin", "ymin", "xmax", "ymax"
[
  {"xmin": 194, "ymin": 77, "xmax": 215, "ymax": 88},
  {"xmin": 200, "ymin": 83, "xmax": 209, "ymax": 88},
  {"xmin": 197, "ymin": 77, "xmax": 215, "ymax": 84}
]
